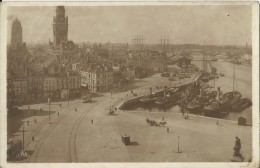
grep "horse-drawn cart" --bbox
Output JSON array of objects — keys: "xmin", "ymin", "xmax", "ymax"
[{"xmin": 146, "ymin": 118, "xmax": 167, "ymax": 127}]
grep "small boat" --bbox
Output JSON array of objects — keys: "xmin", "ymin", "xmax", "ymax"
[
  {"xmin": 222, "ymin": 91, "xmax": 241, "ymax": 104},
  {"xmin": 231, "ymin": 98, "xmax": 252, "ymax": 112},
  {"xmin": 203, "ymin": 100, "xmax": 230, "ymax": 117}
]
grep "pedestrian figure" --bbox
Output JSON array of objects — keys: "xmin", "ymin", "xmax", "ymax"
[
  {"xmin": 75, "ymin": 107, "xmax": 77, "ymax": 112},
  {"xmin": 32, "ymin": 136, "xmax": 35, "ymax": 141},
  {"xmin": 58, "ymin": 112, "xmax": 60, "ymax": 116},
  {"xmin": 91, "ymin": 120, "xmax": 93, "ymax": 125},
  {"xmin": 233, "ymin": 137, "xmax": 242, "ymax": 157},
  {"xmin": 216, "ymin": 120, "xmax": 219, "ymax": 126},
  {"xmin": 167, "ymin": 127, "xmax": 169, "ymax": 133},
  {"xmin": 27, "ymin": 121, "xmax": 29, "ymax": 125}
]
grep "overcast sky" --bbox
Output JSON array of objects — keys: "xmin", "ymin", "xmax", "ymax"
[{"xmin": 7, "ymin": 5, "xmax": 252, "ymax": 45}]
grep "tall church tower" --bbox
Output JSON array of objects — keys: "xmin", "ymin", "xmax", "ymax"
[
  {"xmin": 11, "ymin": 18, "xmax": 23, "ymax": 48},
  {"xmin": 53, "ymin": 6, "xmax": 68, "ymax": 47}
]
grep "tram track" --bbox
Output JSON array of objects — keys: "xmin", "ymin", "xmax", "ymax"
[
  {"xmin": 28, "ymin": 100, "xmax": 82, "ymax": 162},
  {"xmin": 29, "ymin": 112, "xmax": 67, "ymax": 162},
  {"xmin": 68, "ymin": 96, "xmax": 108, "ymax": 162},
  {"xmin": 23, "ymin": 105, "xmax": 68, "ymax": 149}
]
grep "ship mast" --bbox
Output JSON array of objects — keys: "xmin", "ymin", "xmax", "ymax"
[
  {"xmin": 110, "ymin": 92, "xmax": 112, "ymax": 111},
  {"xmin": 203, "ymin": 40, "xmax": 207, "ymax": 72},
  {"xmin": 232, "ymin": 58, "xmax": 236, "ymax": 95},
  {"xmin": 203, "ymin": 41, "xmax": 205, "ymax": 72}
]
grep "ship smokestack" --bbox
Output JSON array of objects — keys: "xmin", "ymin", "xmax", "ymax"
[{"xmin": 217, "ymin": 87, "xmax": 221, "ymax": 101}]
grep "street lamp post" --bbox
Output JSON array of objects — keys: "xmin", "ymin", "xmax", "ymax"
[
  {"xmin": 232, "ymin": 58, "xmax": 236, "ymax": 96},
  {"xmin": 177, "ymin": 135, "xmax": 182, "ymax": 153},
  {"xmin": 48, "ymin": 98, "xmax": 51, "ymax": 124},
  {"xmin": 22, "ymin": 124, "xmax": 25, "ymax": 150},
  {"xmin": 67, "ymin": 93, "xmax": 69, "ymax": 109}
]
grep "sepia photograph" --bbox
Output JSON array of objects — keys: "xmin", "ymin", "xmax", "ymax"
[{"xmin": 0, "ymin": 1, "xmax": 259, "ymax": 168}]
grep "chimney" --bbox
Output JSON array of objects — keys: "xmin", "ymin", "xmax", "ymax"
[
  {"xmin": 217, "ymin": 87, "xmax": 221, "ymax": 101},
  {"xmin": 200, "ymin": 87, "xmax": 203, "ymax": 98}
]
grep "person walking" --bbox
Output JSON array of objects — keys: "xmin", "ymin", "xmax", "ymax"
[
  {"xmin": 216, "ymin": 120, "xmax": 219, "ymax": 126},
  {"xmin": 91, "ymin": 119, "xmax": 93, "ymax": 125},
  {"xmin": 167, "ymin": 127, "xmax": 169, "ymax": 133},
  {"xmin": 233, "ymin": 137, "xmax": 241, "ymax": 157}
]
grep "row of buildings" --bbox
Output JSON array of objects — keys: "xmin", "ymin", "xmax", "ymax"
[
  {"xmin": 7, "ymin": 70, "xmax": 81, "ymax": 106},
  {"xmin": 7, "ymin": 6, "xmax": 167, "ymax": 107},
  {"xmin": 8, "ymin": 59, "xmax": 135, "ymax": 106}
]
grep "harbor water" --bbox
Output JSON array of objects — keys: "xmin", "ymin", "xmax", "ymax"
[
  {"xmin": 193, "ymin": 60, "xmax": 252, "ymax": 122},
  {"xmin": 123, "ymin": 60, "xmax": 252, "ymax": 122}
]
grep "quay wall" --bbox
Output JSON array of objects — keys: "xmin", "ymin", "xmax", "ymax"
[{"xmin": 118, "ymin": 74, "xmax": 202, "ymax": 110}]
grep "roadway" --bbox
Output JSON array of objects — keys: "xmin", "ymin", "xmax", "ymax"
[{"xmin": 8, "ymin": 73, "xmax": 252, "ymax": 162}]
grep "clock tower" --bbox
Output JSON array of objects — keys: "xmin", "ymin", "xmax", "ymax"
[{"xmin": 53, "ymin": 6, "xmax": 68, "ymax": 47}]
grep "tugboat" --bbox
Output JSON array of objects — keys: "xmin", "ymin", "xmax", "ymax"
[
  {"xmin": 231, "ymin": 98, "xmax": 252, "ymax": 112},
  {"xmin": 203, "ymin": 100, "xmax": 229, "ymax": 117},
  {"xmin": 222, "ymin": 91, "xmax": 242, "ymax": 104}
]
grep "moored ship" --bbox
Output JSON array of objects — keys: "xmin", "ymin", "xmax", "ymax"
[
  {"xmin": 230, "ymin": 98, "xmax": 252, "ymax": 112},
  {"xmin": 203, "ymin": 100, "xmax": 229, "ymax": 117}
]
